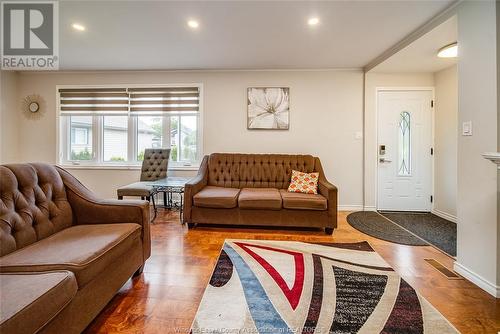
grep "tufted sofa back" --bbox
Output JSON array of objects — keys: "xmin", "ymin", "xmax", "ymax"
[
  {"xmin": 140, "ymin": 148, "xmax": 170, "ymax": 181},
  {"xmin": 207, "ymin": 153, "xmax": 317, "ymax": 189},
  {"xmin": 0, "ymin": 163, "xmax": 73, "ymax": 256}
]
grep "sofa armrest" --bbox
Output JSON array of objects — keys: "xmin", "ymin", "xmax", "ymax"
[
  {"xmin": 56, "ymin": 166, "xmax": 151, "ymax": 262},
  {"xmin": 183, "ymin": 155, "xmax": 209, "ymax": 223},
  {"xmin": 314, "ymin": 158, "xmax": 338, "ymax": 229},
  {"xmin": 318, "ymin": 178, "xmax": 338, "ymax": 205}
]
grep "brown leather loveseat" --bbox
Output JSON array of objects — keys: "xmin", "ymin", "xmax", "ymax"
[
  {"xmin": 0, "ymin": 163, "xmax": 151, "ymax": 334},
  {"xmin": 183, "ymin": 153, "xmax": 337, "ymax": 234}
]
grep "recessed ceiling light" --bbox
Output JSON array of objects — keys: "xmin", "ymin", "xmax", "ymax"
[
  {"xmin": 437, "ymin": 42, "xmax": 458, "ymax": 58},
  {"xmin": 72, "ymin": 23, "xmax": 86, "ymax": 31},
  {"xmin": 187, "ymin": 20, "xmax": 199, "ymax": 29},
  {"xmin": 308, "ymin": 17, "xmax": 319, "ymax": 26}
]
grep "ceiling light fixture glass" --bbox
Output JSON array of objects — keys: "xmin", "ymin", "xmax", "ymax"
[
  {"xmin": 187, "ymin": 20, "xmax": 199, "ymax": 29},
  {"xmin": 437, "ymin": 42, "xmax": 458, "ymax": 58},
  {"xmin": 308, "ymin": 17, "xmax": 319, "ymax": 26},
  {"xmin": 72, "ymin": 23, "xmax": 86, "ymax": 31}
]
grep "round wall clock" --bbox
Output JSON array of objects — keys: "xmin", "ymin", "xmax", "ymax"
[{"xmin": 21, "ymin": 94, "xmax": 46, "ymax": 120}]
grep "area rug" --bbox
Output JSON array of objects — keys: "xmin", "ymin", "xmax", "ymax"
[
  {"xmin": 191, "ymin": 240, "xmax": 458, "ymax": 334},
  {"xmin": 346, "ymin": 211, "xmax": 428, "ymax": 246}
]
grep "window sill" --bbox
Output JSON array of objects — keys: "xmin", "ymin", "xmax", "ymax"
[{"xmin": 58, "ymin": 164, "xmax": 200, "ymax": 171}]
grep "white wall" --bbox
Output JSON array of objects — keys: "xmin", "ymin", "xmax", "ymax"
[
  {"xmin": 454, "ymin": 0, "xmax": 499, "ymax": 296},
  {"xmin": 433, "ymin": 65, "xmax": 458, "ymax": 220},
  {"xmin": 0, "ymin": 70, "xmax": 20, "ymax": 163},
  {"xmin": 13, "ymin": 70, "xmax": 364, "ymax": 205},
  {"xmin": 364, "ymin": 72, "xmax": 435, "ymax": 210},
  {"xmin": 497, "ymin": 0, "xmax": 500, "ymax": 285}
]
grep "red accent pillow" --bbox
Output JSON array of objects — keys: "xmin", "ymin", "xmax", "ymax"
[{"xmin": 287, "ymin": 170, "xmax": 319, "ymax": 194}]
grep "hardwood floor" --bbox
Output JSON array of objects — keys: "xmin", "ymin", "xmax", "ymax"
[{"xmin": 84, "ymin": 210, "xmax": 500, "ymax": 334}]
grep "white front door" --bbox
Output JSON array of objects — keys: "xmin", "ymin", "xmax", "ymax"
[{"xmin": 377, "ymin": 90, "xmax": 433, "ymax": 211}]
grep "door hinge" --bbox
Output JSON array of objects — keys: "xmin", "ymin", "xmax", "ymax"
[
  {"xmin": 430, "ymin": 195, "xmax": 433, "ymax": 203},
  {"xmin": 431, "ymin": 147, "xmax": 434, "ymax": 155},
  {"xmin": 431, "ymin": 100, "xmax": 434, "ymax": 108}
]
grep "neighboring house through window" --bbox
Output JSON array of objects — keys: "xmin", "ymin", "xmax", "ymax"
[{"xmin": 71, "ymin": 127, "xmax": 89, "ymax": 145}]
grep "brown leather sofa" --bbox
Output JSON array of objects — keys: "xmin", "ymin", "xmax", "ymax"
[
  {"xmin": 0, "ymin": 163, "xmax": 150, "ymax": 334},
  {"xmin": 183, "ymin": 153, "xmax": 337, "ymax": 234}
]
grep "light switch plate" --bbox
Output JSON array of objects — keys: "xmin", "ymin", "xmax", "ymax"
[
  {"xmin": 462, "ymin": 121, "xmax": 472, "ymax": 136},
  {"xmin": 354, "ymin": 131, "xmax": 363, "ymax": 140}
]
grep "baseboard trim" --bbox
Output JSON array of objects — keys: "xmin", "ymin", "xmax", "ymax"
[
  {"xmin": 454, "ymin": 262, "xmax": 500, "ymax": 298},
  {"xmin": 337, "ymin": 205, "xmax": 377, "ymax": 212},
  {"xmin": 338, "ymin": 205, "xmax": 363, "ymax": 211},
  {"xmin": 431, "ymin": 209, "xmax": 457, "ymax": 223}
]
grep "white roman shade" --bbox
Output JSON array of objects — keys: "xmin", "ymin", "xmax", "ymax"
[{"xmin": 59, "ymin": 86, "xmax": 200, "ymax": 116}]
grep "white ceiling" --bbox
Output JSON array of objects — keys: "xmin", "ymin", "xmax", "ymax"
[
  {"xmin": 371, "ymin": 15, "xmax": 457, "ymax": 73},
  {"xmin": 59, "ymin": 0, "xmax": 455, "ymax": 70}
]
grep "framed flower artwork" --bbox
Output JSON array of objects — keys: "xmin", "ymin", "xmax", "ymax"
[{"xmin": 247, "ymin": 87, "xmax": 289, "ymax": 130}]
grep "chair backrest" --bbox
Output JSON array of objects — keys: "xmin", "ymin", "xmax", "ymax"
[
  {"xmin": 0, "ymin": 163, "xmax": 73, "ymax": 256},
  {"xmin": 207, "ymin": 153, "xmax": 317, "ymax": 189},
  {"xmin": 140, "ymin": 148, "xmax": 171, "ymax": 181}
]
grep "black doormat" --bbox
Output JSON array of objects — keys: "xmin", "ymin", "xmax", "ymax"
[
  {"xmin": 380, "ymin": 211, "xmax": 456, "ymax": 257},
  {"xmin": 346, "ymin": 211, "xmax": 427, "ymax": 246}
]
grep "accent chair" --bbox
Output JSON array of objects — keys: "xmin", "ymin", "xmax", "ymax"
[{"xmin": 117, "ymin": 148, "xmax": 171, "ymax": 217}]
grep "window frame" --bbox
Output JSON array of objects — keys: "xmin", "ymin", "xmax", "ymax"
[{"xmin": 56, "ymin": 83, "xmax": 203, "ymax": 169}]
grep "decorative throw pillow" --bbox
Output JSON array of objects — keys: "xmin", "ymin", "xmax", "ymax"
[{"xmin": 287, "ymin": 170, "xmax": 319, "ymax": 194}]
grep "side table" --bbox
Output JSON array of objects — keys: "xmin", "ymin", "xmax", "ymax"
[{"xmin": 150, "ymin": 177, "xmax": 191, "ymax": 223}]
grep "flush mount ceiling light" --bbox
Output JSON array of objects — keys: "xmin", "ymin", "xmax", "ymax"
[
  {"xmin": 72, "ymin": 23, "xmax": 86, "ymax": 31},
  {"xmin": 187, "ymin": 20, "xmax": 199, "ymax": 29},
  {"xmin": 437, "ymin": 42, "xmax": 458, "ymax": 58},
  {"xmin": 308, "ymin": 17, "xmax": 319, "ymax": 26}
]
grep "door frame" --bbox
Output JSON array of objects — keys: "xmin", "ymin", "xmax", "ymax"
[{"xmin": 374, "ymin": 87, "xmax": 435, "ymax": 212}]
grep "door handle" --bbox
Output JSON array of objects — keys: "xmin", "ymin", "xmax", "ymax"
[{"xmin": 379, "ymin": 158, "xmax": 392, "ymax": 163}]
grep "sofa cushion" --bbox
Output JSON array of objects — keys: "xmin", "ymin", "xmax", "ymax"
[
  {"xmin": 117, "ymin": 181, "xmax": 153, "ymax": 197},
  {"xmin": 0, "ymin": 271, "xmax": 77, "ymax": 334},
  {"xmin": 279, "ymin": 189, "xmax": 327, "ymax": 211},
  {"xmin": 238, "ymin": 188, "xmax": 282, "ymax": 210},
  {"xmin": 0, "ymin": 223, "xmax": 141, "ymax": 288},
  {"xmin": 193, "ymin": 186, "xmax": 240, "ymax": 209}
]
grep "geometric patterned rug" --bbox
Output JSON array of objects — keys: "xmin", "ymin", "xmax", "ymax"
[{"xmin": 191, "ymin": 240, "xmax": 459, "ymax": 334}]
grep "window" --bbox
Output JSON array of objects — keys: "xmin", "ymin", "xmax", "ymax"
[
  {"xmin": 103, "ymin": 116, "xmax": 128, "ymax": 162},
  {"xmin": 398, "ymin": 111, "xmax": 411, "ymax": 176},
  {"xmin": 71, "ymin": 128, "xmax": 88, "ymax": 145},
  {"xmin": 137, "ymin": 116, "xmax": 164, "ymax": 160},
  {"xmin": 70, "ymin": 116, "xmax": 92, "ymax": 161},
  {"xmin": 179, "ymin": 116, "xmax": 198, "ymax": 162},
  {"xmin": 58, "ymin": 85, "xmax": 202, "ymax": 168}
]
